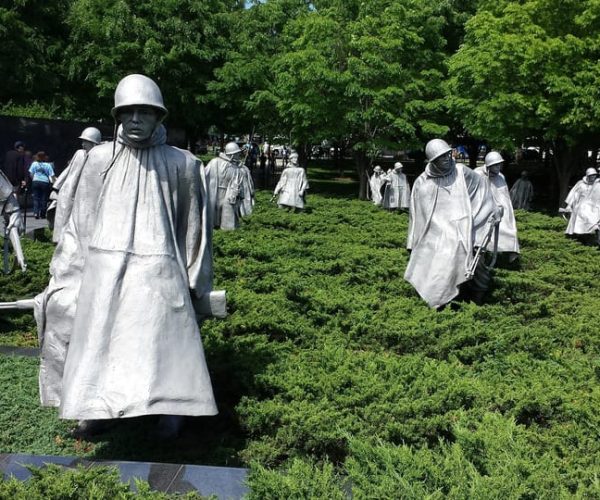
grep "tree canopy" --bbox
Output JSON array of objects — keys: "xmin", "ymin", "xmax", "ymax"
[
  {"xmin": 447, "ymin": 0, "xmax": 600, "ymax": 201},
  {"xmin": 0, "ymin": 0, "xmax": 597, "ymax": 201}
]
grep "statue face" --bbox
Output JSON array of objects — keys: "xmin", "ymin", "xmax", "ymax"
[
  {"xmin": 432, "ymin": 151, "xmax": 454, "ymax": 173},
  {"xmin": 81, "ymin": 140, "xmax": 95, "ymax": 152},
  {"xmin": 228, "ymin": 151, "xmax": 242, "ymax": 163},
  {"xmin": 488, "ymin": 163, "xmax": 503, "ymax": 176},
  {"xmin": 118, "ymin": 106, "xmax": 159, "ymax": 142},
  {"xmin": 587, "ymin": 174, "xmax": 597, "ymax": 183}
]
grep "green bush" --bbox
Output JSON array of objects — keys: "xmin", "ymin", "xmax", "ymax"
[
  {"xmin": 2, "ymin": 192, "xmax": 600, "ymax": 496},
  {"xmin": 0, "ymin": 464, "xmax": 206, "ymax": 499}
]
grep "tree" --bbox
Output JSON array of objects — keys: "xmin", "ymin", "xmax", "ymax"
[
  {"xmin": 447, "ymin": 0, "xmax": 600, "ymax": 205},
  {"xmin": 66, "ymin": 0, "xmax": 241, "ymax": 138},
  {"xmin": 0, "ymin": 1, "xmax": 73, "ymax": 117},
  {"xmin": 206, "ymin": 0, "xmax": 315, "ymax": 140},
  {"xmin": 259, "ymin": 0, "xmax": 449, "ymax": 198}
]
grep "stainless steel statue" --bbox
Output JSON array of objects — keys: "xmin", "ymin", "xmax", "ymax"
[
  {"xmin": 0, "ymin": 170, "xmax": 26, "ymax": 272},
  {"xmin": 382, "ymin": 162, "xmax": 410, "ymax": 211},
  {"xmin": 474, "ymin": 152, "xmax": 520, "ymax": 260},
  {"xmin": 206, "ymin": 142, "xmax": 245, "ymax": 230},
  {"xmin": 239, "ymin": 162, "xmax": 255, "ymax": 218},
  {"xmin": 510, "ymin": 170, "xmax": 534, "ymax": 210},
  {"xmin": 367, "ymin": 166, "xmax": 386, "ymax": 206},
  {"xmin": 273, "ymin": 152, "xmax": 309, "ymax": 210},
  {"xmin": 405, "ymin": 139, "xmax": 501, "ymax": 308},
  {"xmin": 563, "ymin": 167, "xmax": 600, "ymax": 241},
  {"xmin": 51, "ymin": 127, "xmax": 102, "ymax": 243},
  {"xmin": 34, "ymin": 74, "xmax": 224, "ymax": 439}
]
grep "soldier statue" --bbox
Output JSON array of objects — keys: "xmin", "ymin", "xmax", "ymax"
[
  {"xmin": 474, "ymin": 152, "xmax": 520, "ymax": 261},
  {"xmin": 206, "ymin": 142, "xmax": 246, "ymax": 230},
  {"xmin": 35, "ymin": 74, "xmax": 223, "ymax": 439},
  {"xmin": 510, "ymin": 170, "xmax": 534, "ymax": 210},
  {"xmin": 405, "ymin": 139, "xmax": 501, "ymax": 308},
  {"xmin": 367, "ymin": 165, "xmax": 386, "ymax": 206},
  {"xmin": 382, "ymin": 162, "xmax": 410, "ymax": 211},
  {"xmin": 50, "ymin": 127, "xmax": 102, "ymax": 242},
  {"xmin": 0, "ymin": 170, "xmax": 26, "ymax": 272},
  {"xmin": 563, "ymin": 167, "xmax": 600, "ymax": 245},
  {"xmin": 273, "ymin": 152, "xmax": 309, "ymax": 210}
]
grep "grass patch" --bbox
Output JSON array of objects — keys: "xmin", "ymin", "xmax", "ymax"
[{"xmin": 1, "ymin": 192, "xmax": 600, "ymax": 495}]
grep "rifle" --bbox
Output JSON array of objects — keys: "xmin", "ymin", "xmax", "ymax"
[
  {"xmin": 22, "ymin": 187, "xmax": 27, "ymax": 233},
  {"xmin": 2, "ymin": 226, "xmax": 8, "ymax": 274},
  {"xmin": 0, "ymin": 298, "xmax": 35, "ymax": 311},
  {"xmin": 466, "ymin": 206, "xmax": 504, "ymax": 280},
  {"xmin": 558, "ymin": 207, "xmax": 569, "ymax": 222},
  {"xmin": 0, "ymin": 293, "xmax": 226, "ymax": 317}
]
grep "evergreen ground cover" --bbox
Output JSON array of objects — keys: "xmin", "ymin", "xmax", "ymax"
[{"xmin": 1, "ymin": 190, "xmax": 599, "ymax": 497}]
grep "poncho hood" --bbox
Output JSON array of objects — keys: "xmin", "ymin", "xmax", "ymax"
[{"xmin": 117, "ymin": 124, "xmax": 167, "ymax": 149}]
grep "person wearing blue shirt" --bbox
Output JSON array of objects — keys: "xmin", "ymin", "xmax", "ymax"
[{"xmin": 29, "ymin": 151, "xmax": 56, "ymax": 219}]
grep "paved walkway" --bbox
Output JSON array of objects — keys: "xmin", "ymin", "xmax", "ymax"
[{"xmin": 22, "ymin": 209, "xmax": 49, "ymax": 235}]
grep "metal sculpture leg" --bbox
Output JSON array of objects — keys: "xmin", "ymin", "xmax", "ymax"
[{"xmin": 3, "ymin": 227, "xmax": 9, "ymax": 274}]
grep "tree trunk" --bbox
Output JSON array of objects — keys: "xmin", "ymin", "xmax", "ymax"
[
  {"xmin": 590, "ymin": 148, "xmax": 598, "ymax": 167},
  {"xmin": 297, "ymin": 143, "xmax": 309, "ymax": 170},
  {"xmin": 467, "ymin": 142, "xmax": 479, "ymax": 169},
  {"xmin": 333, "ymin": 141, "xmax": 343, "ymax": 177},
  {"xmin": 355, "ymin": 150, "xmax": 369, "ymax": 200},
  {"xmin": 553, "ymin": 140, "xmax": 582, "ymax": 208}
]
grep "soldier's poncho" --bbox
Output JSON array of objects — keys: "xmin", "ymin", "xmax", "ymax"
[
  {"xmin": 274, "ymin": 166, "xmax": 309, "ymax": 209},
  {"xmin": 474, "ymin": 167, "xmax": 520, "ymax": 254},
  {"xmin": 35, "ymin": 146, "xmax": 104, "ymax": 407},
  {"xmin": 206, "ymin": 155, "xmax": 244, "ymax": 230},
  {"xmin": 565, "ymin": 178, "xmax": 600, "ymax": 235},
  {"xmin": 382, "ymin": 170, "xmax": 410, "ymax": 209},
  {"xmin": 239, "ymin": 164, "xmax": 255, "ymax": 218},
  {"xmin": 367, "ymin": 173, "xmax": 386, "ymax": 206},
  {"xmin": 0, "ymin": 171, "xmax": 25, "ymax": 270},
  {"xmin": 510, "ymin": 178, "xmax": 533, "ymax": 210},
  {"xmin": 52, "ymin": 149, "xmax": 89, "ymax": 243},
  {"xmin": 40, "ymin": 125, "xmax": 218, "ymax": 420},
  {"xmin": 405, "ymin": 162, "xmax": 496, "ymax": 308}
]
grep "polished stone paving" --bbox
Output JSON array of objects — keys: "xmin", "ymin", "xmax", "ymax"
[
  {"xmin": 0, "ymin": 453, "xmax": 248, "ymax": 498},
  {"xmin": 0, "ymin": 345, "xmax": 39, "ymax": 357}
]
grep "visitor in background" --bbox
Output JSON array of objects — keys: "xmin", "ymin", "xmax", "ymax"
[
  {"xmin": 2, "ymin": 141, "xmax": 27, "ymax": 192},
  {"xmin": 29, "ymin": 151, "xmax": 55, "ymax": 219}
]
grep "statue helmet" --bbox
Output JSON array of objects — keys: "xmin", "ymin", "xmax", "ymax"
[
  {"xmin": 111, "ymin": 74, "xmax": 168, "ymax": 119},
  {"xmin": 224, "ymin": 142, "xmax": 242, "ymax": 156},
  {"xmin": 373, "ymin": 165, "xmax": 383, "ymax": 173},
  {"xmin": 289, "ymin": 152, "xmax": 299, "ymax": 162},
  {"xmin": 425, "ymin": 139, "xmax": 452, "ymax": 162},
  {"xmin": 521, "ymin": 170, "xmax": 528, "ymax": 176},
  {"xmin": 394, "ymin": 162, "xmax": 403, "ymax": 170},
  {"xmin": 585, "ymin": 167, "xmax": 597, "ymax": 177},
  {"xmin": 484, "ymin": 151, "xmax": 504, "ymax": 168},
  {"xmin": 78, "ymin": 127, "xmax": 102, "ymax": 145}
]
